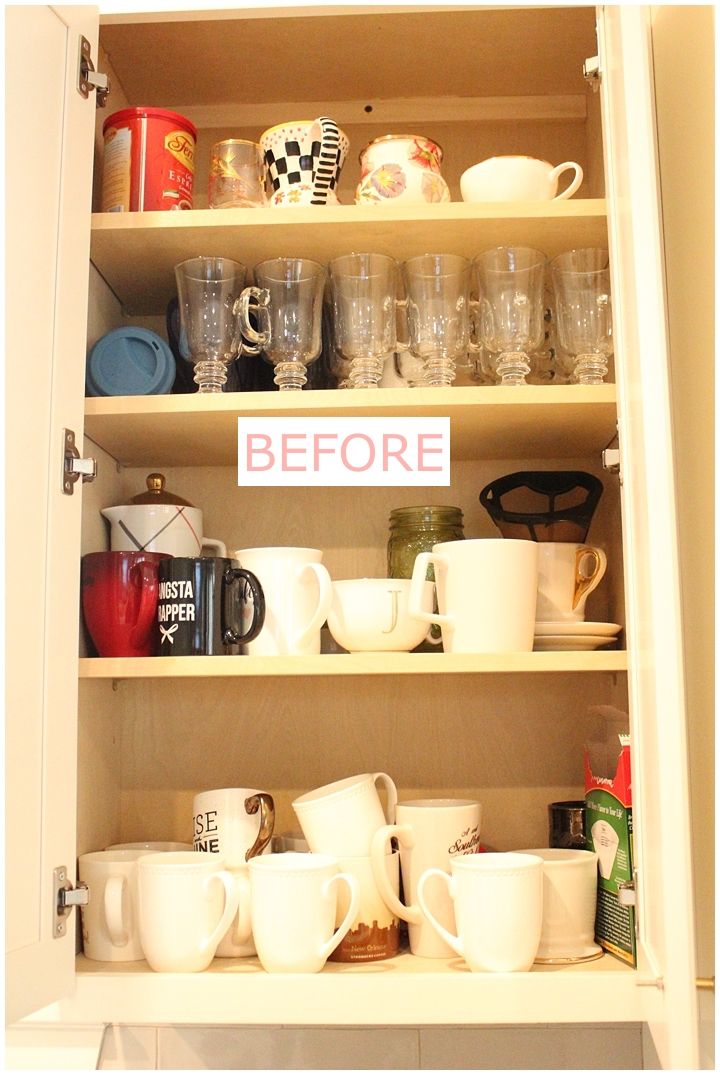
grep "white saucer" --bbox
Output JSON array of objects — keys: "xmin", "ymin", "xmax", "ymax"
[
  {"xmin": 534, "ymin": 635, "xmax": 617, "ymax": 652},
  {"xmin": 534, "ymin": 621, "xmax": 622, "ymax": 638}
]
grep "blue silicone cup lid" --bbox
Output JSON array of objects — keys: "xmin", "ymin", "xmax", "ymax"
[{"xmin": 86, "ymin": 326, "xmax": 176, "ymax": 396}]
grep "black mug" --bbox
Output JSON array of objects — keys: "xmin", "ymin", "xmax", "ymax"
[{"xmin": 157, "ymin": 557, "xmax": 265, "ymax": 655}]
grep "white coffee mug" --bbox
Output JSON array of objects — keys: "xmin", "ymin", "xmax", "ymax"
[
  {"xmin": 232, "ymin": 547, "xmax": 332, "ymax": 656},
  {"xmin": 137, "ymin": 851, "xmax": 239, "ymax": 972},
  {"xmin": 329, "ymin": 851, "xmax": 401, "ymax": 963},
  {"xmin": 327, "ymin": 578, "xmax": 437, "ymax": 652},
  {"xmin": 193, "ymin": 787, "xmax": 275, "ymax": 868},
  {"xmin": 78, "ymin": 849, "xmax": 153, "ymax": 962},
  {"xmin": 460, "ymin": 155, "xmax": 583, "ymax": 203},
  {"xmin": 292, "ymin": 774, "xmax": 397, "ymax": 855},
  {"xmin": 370, "ymin": 798, "xmax": 482, "ymax": 957},
  {"xmin": 515, "ymin": 848, "xmax": 601, "ymax": 963},
  {"xmin": 409, "ymin": 539, "xmax": 538, "ymax": 653},
  {"xmin": 248, "ymin": 852, "xmax": 361, "ymax": 973},
  {"xmin": 536, "ymin": 542, "xmax": 607, "ymax": 622},
  {"xmin": 417, "ymin": 852, "xmax": 544, "ymax": 972},
  {"xmin": 293, "ymin": 772, "xmax": 398, "ymax": 856}
]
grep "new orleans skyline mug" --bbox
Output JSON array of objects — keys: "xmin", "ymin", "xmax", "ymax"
[{"xmin": 157, "ymin": 556, "xmax": 265, "ymax": 655}]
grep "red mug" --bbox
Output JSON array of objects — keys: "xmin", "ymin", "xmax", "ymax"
[{"xmin": 81, "ymin": 551, "xmax": 171, "ymax": 657}]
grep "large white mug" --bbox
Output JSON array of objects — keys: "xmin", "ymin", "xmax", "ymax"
[
  {"xmin": 105, "ymin": 841, "xmax": 192, "ymax": 852},
  {"xmin": 535, "ymin": 542, "xmax": 607, "ymax": 623},
  {"xmin": 293, "ymin": 772, "xmax": 398, "ymax": 856},
  {"xmin": 137, "ymin": 851, "xmax": 239, "ymax": 972},
  {"xmin": 516, "ymin": 848, "xmax": 601, "ymax": 963},
  {"xmin": 248, "ymin": 852, "xmax": 360, "ymax": 972},
  {"xmin": 192, "ymin": 787, "xmax": 275, "ymax": 867},
  {"xmin": 370, "ymin": 799, "xmax": 482, "ymax": 957},
  {"xmin": 215, "ymin": 865, "xmax": 254, "ymax": 958},
  {"xmin": 417, "ymin": 852, "xmax": 544, "ymax": 972},
  {"xmin": 460, "ymin": 156, "xmax": 583, "ymax": 203},
  {"xmin": 409, "ymin": 539, "xmax": 538, "ymax": 653},
  {"xmin": 78, "ymin": 849, "xmax": 153, "ymax": 962},
  {"xmin": 232, "ymin": 547, "xmax": 332, "ymax": 656}
]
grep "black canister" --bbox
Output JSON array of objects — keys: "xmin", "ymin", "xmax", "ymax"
[{"xmin": 548, "ymin": 800, "xmax": 587, "ymax": 850}]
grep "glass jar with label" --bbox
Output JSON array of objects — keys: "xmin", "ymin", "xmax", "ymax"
[{"xmin": 387, "ymin": 505, "xmax": 465, "ymax": 579}]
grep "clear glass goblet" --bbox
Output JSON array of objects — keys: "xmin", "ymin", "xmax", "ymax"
[
  {"xmin": 474, "ymin": 246, "xmax": 546, "ymax": 386},
  {"xmin": 328, "ymin": 252, "xmax": 399, "ymax": 390},
  {"xmin": 174, "ymin": 256, "xmax": 269, "ymax": 393},
  {"xmin": 400, "ymin": 253, "xmax": 472, "ymax": 387},
  {"xmin": 550, "ymin": 248, "xmax": 613, "ymax": 385},
  {"xmin": 248, "ymin": 258, "xmax": 326, "ymax": 391}
]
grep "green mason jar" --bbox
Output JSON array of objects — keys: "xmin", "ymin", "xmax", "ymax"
[{"xmin": 387, "ymin": 505, "xmax": 465, "ymax": 580}]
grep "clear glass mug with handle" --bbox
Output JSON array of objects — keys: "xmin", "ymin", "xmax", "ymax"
[
  {"xmin": 241, "ymin": 257, "xmax": 326, "ymax": 391},
  {"xmin": 399, "ymin": 253, "xmax": 474, "ymax": 388},
  {"xmin": 328, "ymin": 252, "xmax": 400, "ymax": 390},
  {"xmin": 550, "ymin": 247, "xmax": 613, "ymax": 385},
  {"xmin": 473, "ymin": 246, "xmax": 547, "ymax": 386},
  {"xmin": 174, "ymin": 256, "xmax": 270, "ymax": 393}
]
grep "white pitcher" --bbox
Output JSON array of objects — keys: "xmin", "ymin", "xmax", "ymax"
[{"xmin": 232, "ymin": 546, "xmax": 332, "ymax": 656}]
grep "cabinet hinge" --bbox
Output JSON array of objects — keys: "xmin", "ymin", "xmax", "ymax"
[
  {"xmin": 77, "ymin": 36, "xmax": 110, "ymax": 107},
  {"xmin": 62, "ymin": 428, "xmax": 97, "ymax": 495},
  {"xmin": 583, "ymin": 54, "xmax": 602, "ymax": 90},
  {"xmin": 601, "ymin": 424, "xmax": 621, "ymax": 481},
  {"xmin": 53, "ymin": 866, "xmax": 88, "ymax": 938}
]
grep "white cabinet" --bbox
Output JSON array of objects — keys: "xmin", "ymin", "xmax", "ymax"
[{"xmin": 6, "ymin": 5, "xmax": 706, "ymax": 1070}]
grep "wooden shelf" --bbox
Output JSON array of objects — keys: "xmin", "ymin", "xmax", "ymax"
[
  {"xmin": 79, "ymin": 651, "xmax": 627, "ymax": 680},
  {"xmin": 84, "ymin": 384, "xmax": 617, "ymax": 467},
  {"xmin": 68, "ymin": 951, "xmax": 641, "ymax": 1026},
  {"xmin": 90, "ymin": 201, "xmax": 608, "ymax": 315}
]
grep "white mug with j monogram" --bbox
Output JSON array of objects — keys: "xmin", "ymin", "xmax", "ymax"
[
  {"xmin": 370, "ymin": 799, "xmax": 482, "ymax": 957},
  {"xmin": 293, "ymin": 772, "xmax": 398, "ymax": 857}
]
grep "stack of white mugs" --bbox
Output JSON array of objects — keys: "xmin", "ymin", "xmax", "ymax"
[{"xmin": 79, "ymin": 772, "xmax": 602, "ymax": 974}]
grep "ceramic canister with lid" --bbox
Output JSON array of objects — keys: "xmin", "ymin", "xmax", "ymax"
[{"xmin": 101, "ymin": 473, "xmax": 226, "ymax": 558}]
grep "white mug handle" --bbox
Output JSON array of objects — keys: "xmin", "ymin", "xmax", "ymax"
[
  {"xmin": 203, "ymin": 870, "xmax": 241, "ymax": 958},
  {"xmin": 229, "ymin": 870, "xmax": 253, "ymax": 948},
  {"xmin": 416, "ymin": 867, "xmax": 464, "ymax": 958},
  {"xmin": 294, "ymin": 562, "xmax": 333, "ymax": 649},
  {"xmin": 201, "ymin": 537, "xmax": 227, "ymax": 558},
  {"xmin": 104, "ymin": 874, "xmax": 129, "ymax": 947},
  {"xmin": 318, "ymin": 872, "xmax": 361, "ymax": 962},
  {"xmin": 372, "ymin": 771, "xmax": 398, "ymax": 824},
  {"xmin": 549, "ymin": 161, "xmax": 583, "ymax": 200},
  {"xmin": 370, "ymin": 825, "xmax": 422, "ymax": 925},
  {"xmin": 409, "ymin": 552, "xmax": 453, "ymax": 627}
]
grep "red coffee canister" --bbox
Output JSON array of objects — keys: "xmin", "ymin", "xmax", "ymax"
[{"xmin": 101, "ymin": 107, "xmax": 197, "ymax": 212}]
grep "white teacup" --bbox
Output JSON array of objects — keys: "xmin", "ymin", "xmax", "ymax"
[
  {"xmin": 293, "ymin": 772, "xmax": 398, "ymax": 857},
  {"xmin": 232, "ymin": 547, "xmax": 332, "ymax": 656},
  {"xmin": 370, "ymin": 799, "xmax": 482, "ymax": 958},
  {"xmin": 417, "ymin": 852, "xmax": 544, "ymax": 972},
  {"xmin": 78, "ymin": 849, "xmax": 153, "ymax": 962},
  {"xmin": 248, "ymin": 852, "xmax": 360, "ymax": 973},
  {"xmin": 460, "ymin": 155, "xmax": 583, "ymax": 203},
  {"xmin": 137, "ymin": 851, "xmax": 239, "ymax": 973},
  {"xmin": 409, "ymin": 538, "xmax": 538, "ymax": 653},
  {"xmin": 327, "ymin": 578, "xmax": 436, "ymax": 653},
  {"xmin": 515, "ymin": 848, "xmax": 601, "ymax": 963},
  {"xmin": 536, "ymin": 542, "xmax": 607, "ymax": 623}
]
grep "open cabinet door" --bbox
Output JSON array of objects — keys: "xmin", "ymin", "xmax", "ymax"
[
  {"xmin": 5, "ymin": 5, "xmax": 98, "ymax": 1025},
  {"xmin": 596, "ymin": 5, "xmax": 699, "ymax": 1069}
]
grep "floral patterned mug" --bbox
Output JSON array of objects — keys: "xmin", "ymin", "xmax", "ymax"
[{"xmin": 355, "ymin": 134, "xmax": 451, "ymax": 206}]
